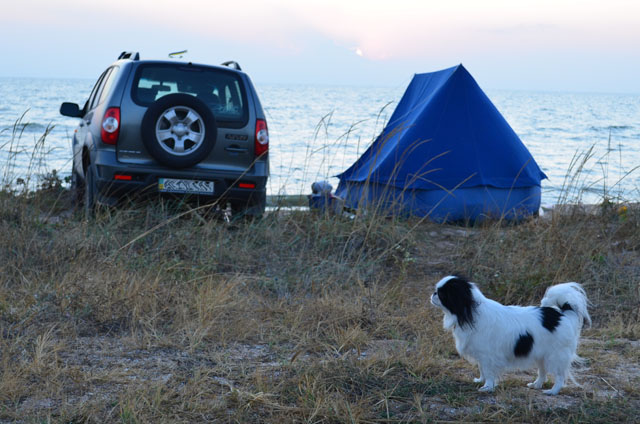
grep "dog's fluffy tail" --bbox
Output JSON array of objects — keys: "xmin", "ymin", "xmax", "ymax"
[{"xmin": 541, "ymin": 282, "xmax": 591, "ymax": 328}]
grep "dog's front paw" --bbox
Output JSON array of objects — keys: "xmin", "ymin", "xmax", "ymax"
[
  {"xmin": 473, "ymin": 377, "xmax": 484, "ymax": 383},
  {"xmin": 527, "ymin": 381, "xmax": 543, "ymax": 389},
  {"xmin": 542, "ymin": 388, "xmax": 559, "ymax": 395},
  {"xmin": 478, "ymin": 384, "xmax": 495, "ymax": 392}
]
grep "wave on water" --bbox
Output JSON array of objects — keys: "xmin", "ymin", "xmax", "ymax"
[
  {"xmin": 3, "ymin": 122, "xmax": 52, "ymax": 134},
  {"xmin": 589, "ymin": 125, "xmax": 633, "ymax": 132}
]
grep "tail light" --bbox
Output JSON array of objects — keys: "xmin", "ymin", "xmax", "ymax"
[
  {"xmin": 254, "ymin": 119, "xmax": 268, "ymax": 157},
  {"xmin": 101, "ymin": 107, "xmax": 120, "ymax": 145}
]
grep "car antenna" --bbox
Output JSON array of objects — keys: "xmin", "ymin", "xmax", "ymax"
[{"xmin": 168, "ymin": 50, "xmax": 188, "ymax": 59}]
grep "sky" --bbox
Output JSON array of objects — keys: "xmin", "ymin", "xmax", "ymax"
[{"xmin": 2, "ymin": 0, "xmax": 640, "ymax": 93}]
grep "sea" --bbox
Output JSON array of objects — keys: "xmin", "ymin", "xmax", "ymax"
[{"xmin": 1, "ymin": 77, "xmax": 639, "ymax": 206}]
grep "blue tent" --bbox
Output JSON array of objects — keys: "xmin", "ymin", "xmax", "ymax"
[{"xmin": 335, "ymin": 64, "xmax": 547, "ymax": 222}]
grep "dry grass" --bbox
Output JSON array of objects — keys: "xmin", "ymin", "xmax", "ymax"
[{"xmin": 0, "ymin": 174, "xmax": 639, "ymax": 423}]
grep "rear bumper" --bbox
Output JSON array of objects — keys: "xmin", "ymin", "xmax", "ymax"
[{"xmin": 91, "ymin": 150, "xmax": 267, "ymax": 205}]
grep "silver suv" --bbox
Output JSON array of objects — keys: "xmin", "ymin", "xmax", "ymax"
[{"xmin": 60, "ymin": 51, "xmax": 269, "ymax": 216}]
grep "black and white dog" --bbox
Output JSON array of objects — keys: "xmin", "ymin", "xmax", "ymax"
[{"xmin": 430, "ymin": 275, "xmax": 590, "ymax": 395}]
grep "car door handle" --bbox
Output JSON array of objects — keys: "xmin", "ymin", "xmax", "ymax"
[{"xmin": 225, "ymin": 146, "xmax": 248, "ymax": 153}]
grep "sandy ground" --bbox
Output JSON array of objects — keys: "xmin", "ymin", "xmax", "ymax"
[{"xmin": 11, "ymin": 332, "xmax": 638, "ymax": 419}]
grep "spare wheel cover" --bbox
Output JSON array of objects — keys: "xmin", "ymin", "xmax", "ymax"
[{"xmin": 141, "ymin": 93, "xmax": 217, "ymax": 168}]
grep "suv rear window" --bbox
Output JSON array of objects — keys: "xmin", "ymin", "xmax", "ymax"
[{"xmin": 132, "ymin": 64, "xmax": 248, "ymax": 126}]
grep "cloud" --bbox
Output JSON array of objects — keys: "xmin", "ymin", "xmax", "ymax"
[{"xmin": 3, "ymin": 0, "xmax": 640, "ymax": 90}]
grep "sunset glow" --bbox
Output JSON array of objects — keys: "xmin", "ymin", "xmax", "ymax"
[{"xmin": 2, "ymin": 0, "xmax": 639, "ymax": 91}]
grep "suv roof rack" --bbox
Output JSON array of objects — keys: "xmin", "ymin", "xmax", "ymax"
[
  {"xmin": 118, "ymin": 51, "xmax": 140, "ymax": 61},
  {"xmin": 221, "ymin": 61, "xmax": 242, "ymax": 71}
]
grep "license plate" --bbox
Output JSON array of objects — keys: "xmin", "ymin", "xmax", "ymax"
[{"xmin": 158, "ymin": 178, "xmax": 214, "ymax": 195}]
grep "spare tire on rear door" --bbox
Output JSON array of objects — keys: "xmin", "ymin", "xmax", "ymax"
[{"xmin": 141, "ymin": 93, "xmax": 217, "ymax": 168}]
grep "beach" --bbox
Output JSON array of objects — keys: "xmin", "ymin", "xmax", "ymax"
[{"xmin": 2, "ymin": 78, "xmax": 639, "ymax": 205}]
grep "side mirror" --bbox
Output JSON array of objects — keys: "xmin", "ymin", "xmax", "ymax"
[{"xmin": 60, "ymin": 102, "xmax": 82, "ymax": 118}]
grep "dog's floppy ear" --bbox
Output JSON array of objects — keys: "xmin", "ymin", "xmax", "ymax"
[{"xmin": 437, "ymin": 276, "xmax": 477, "ymax": 328}]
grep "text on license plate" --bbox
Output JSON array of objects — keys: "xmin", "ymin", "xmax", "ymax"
[{"xmin": 158, "ymin": 178, "xmax": 214, "ymax": 195}]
